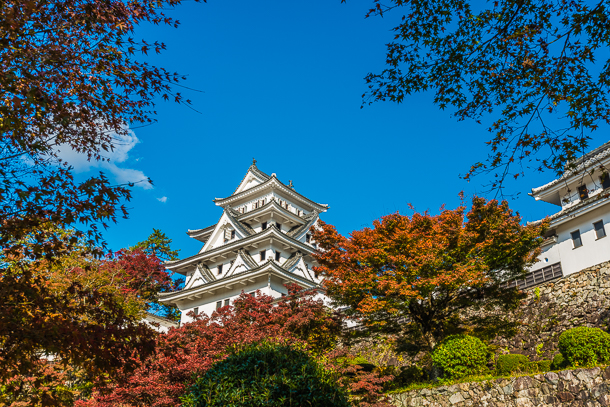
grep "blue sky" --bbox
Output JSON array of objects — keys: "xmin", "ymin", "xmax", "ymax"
[{"xmin": 74, "ymin": 0, "xmax": 606, "ymax": 257}]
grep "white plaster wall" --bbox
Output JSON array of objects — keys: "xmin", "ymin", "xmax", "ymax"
[
  {"xmin": 179, "ymin": 279, "xmax": 271, "ymax": 323},
  {"xmin": 532, "ymin": 204, "xmax": 610, "ymax": 276}
]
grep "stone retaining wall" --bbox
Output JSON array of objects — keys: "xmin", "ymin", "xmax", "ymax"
[
  {"xmin": 495, "ymin": 260, "xmax": 610, "ymax": 360},
  {"xmin": 391, "ymin": 366, "xmax": 610, "ymax": 407}
]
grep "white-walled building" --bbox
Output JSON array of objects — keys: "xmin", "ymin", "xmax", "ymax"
[
  {"xmin": 143, "ymin": 313, "xmax": 179, "ymax": 333},
  {"xmin": 159, "ymin": 161, "xmax": 328, "ymax": 324},
  {"xmin": 522, "ymin": 141, "xmax": 610, "ymax": 288}
]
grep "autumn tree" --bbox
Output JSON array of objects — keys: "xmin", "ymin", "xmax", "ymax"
[
  {"xmin": 81, "ymin": 287, "xmax": 391, "ymax": 407},
  {"xmin": 359, "ymin": 0, "xmax": 610, "ymax": 190},
  {"xmin": 0, "ymin": 0, "xmax": 201, "ymax": 391},
  {"xmin": 0, "ymin": 231, "xmax": 179, "ymax": 406},
  {"xmin": 312, "ymin": 196, "xmax": 547, "ymax": 354}
]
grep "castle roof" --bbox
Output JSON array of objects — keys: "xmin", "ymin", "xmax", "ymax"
[
  {"xmin": 214, "ymin": 174, "xmax": 328, "ymax": 213},
  {"xmin": 167, "ymin": 224, "xmax": 317, "ymax": 274},
  {"xmin": 159, "ymin": 258, "xmax": 318, "ymax": 304},
  {"xmin": 531, "ymin": 140, "xmax": 610, "ymax": 196}
]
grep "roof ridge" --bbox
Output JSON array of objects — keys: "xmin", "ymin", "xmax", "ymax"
[
  {"xmin": 231, "ymin": 164, "xmax": 271, "ymax": 195},
  {"xmin": 216, "ymin": 177, "xmax": 328, "ymax": 211}
]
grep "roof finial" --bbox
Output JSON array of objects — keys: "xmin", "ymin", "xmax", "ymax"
[
  {"xmin": 252, "ymin": 157, "xmax": 257, "ymax": 166},
  {"xmin": 288, "ymin": 180, "xmax": 294, "ymax": 188}
]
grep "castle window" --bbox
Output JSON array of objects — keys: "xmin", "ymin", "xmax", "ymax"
[
  {"xmin": 260, "ymin": 250, "xmax": 266, "ymax": 261},
  {"xmin": 275, "ymin": 251, "xmax": 281, "ymax": 261},
  {"xmin": 218, "ymin": 264, "xmax": 223, "ymax": 275},
  {"xmin": 216, "ymin": 301, "xmax": 222, "ymax": 310},
  {"xmin": 306, "ymin": 234, "xmax": 311, "ymax": 243},
  {"xmin": 276, "ymin": 223, "xmax": 282, "ymax": 231},
  {"xmin": 262, "ymin": 222, "xmax": 267, "ymax": 230},
  {"xmin": 224, "ymin": 299, "xmax": 230, "ymax": 307},
  {"xmin": 193, "ymin": 307, "xmax": 199, "ymax": 316},
  {"xmin": 602, "ymin": 173, "xmax": 610, "ymax": 190},
  {"xmin": 231, "ymin": 230, "xmax": 236, "ymax": 239},
  {"xmin": 571, "ymin": 230, "xmax": 583, "ymax": 248},
  {"xmin": 578, "ymin": 185, "xmax": 589, "ymax": 200},
  {"xmin": 594, "ymin": 220, "xmax": 606, "ymax": 239}
]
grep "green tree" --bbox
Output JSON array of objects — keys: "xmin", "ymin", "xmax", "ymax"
[
  {"xmin": 133, "ymin": 228, "xmax": 182, "ymax": 320},
  {"xmin": 134, "ymin": 228, "xmax": 180, "ymax": 262},
  {"xmin": 359, "ymin": 0, "xmax": 610, "ymax": 190}
]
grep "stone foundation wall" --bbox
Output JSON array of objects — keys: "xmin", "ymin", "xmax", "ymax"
[
  {"xmin": 495, "ymin": 261, "xmax": 610, "ymax": 360},
  {"xmin": 390, "ymin": 366, "xmax": 610, "ymax": 407}
]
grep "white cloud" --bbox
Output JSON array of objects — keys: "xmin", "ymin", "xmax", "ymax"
[
  {"xmin": 157, "ymin": 196, "xmax": 168, "ymax": 203},
  {"xmin": 54, "ymin": 127, "xmax": 152, "ymax": 189}
]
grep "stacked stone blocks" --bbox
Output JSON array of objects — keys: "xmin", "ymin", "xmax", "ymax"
[{"xmin": 391, "ymin": 366, "xmax": 610, "ymax": 406}]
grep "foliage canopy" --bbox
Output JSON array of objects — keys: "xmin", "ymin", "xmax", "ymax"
[
  {"xmin": 0, "ymin": 0, "xmax": 200, "ymax": 395},
  {"xmin": 313, "ymin": 196, "xmax": 546, "ymax": 353},
  {"xmin": 181, "ymin": 341, "xmax": 351, "ymax": 407},
  {"xmin": 359, "ymin": 0, "xmax": 610, "ymax": 189}
]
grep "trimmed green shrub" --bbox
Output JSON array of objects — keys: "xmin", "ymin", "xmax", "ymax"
[
  {"xmin": 558, "ymin": 327, "xmax": 610, "ymax": 367},
  {"xmin": 551, "ymin": 353, "xmax": 567, "ymax": 370},
  {"xmin": 495, "ymin": 354, "xmax": 529, "ymax": 375},
  {"xmin": 181, "ymin": 341, "xmax": 350, "ymax": 407},
  {"xmin": 431, "ymin": 335, "xmax": 489, "ymax": 379}
]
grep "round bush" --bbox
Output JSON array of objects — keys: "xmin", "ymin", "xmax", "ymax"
[
  {"xmin": 495, "ymin": 354, "xmax": 529, "ymax": 376},
  {"xmin": 181, "ymin": 341, "xmax": 350, "ymax": 407},
  {"xmin": 551, "ymin": 353, "xmax": 567, "ymax": 371},
  {"xmin": 431, "ymin": 335, "xmax": 489, "ymax": 379},
  {"xmin": 558, "ymin": 327, "xmax": 610, "ymax": 367}
]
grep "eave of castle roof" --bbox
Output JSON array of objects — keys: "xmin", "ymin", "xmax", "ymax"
[
  {"xmin": 528, "ymin": 191, "xmax": 610, "ymax": 227},
  {"xmin": 235, "ymin": 200, "xmax": 307, "ymax": 225},
  {"xmin": 214, "ymin": 175, "xmax": 328, "ymax": 213},
  {"xmin": 167, "ymin": 225, "xmax": 316, "ymax": 274},
  {"xmin": 531, "ymin": 141, "xmax": 610, "ymax": 196},
  {"xmin": 158, "ymin": 259, "xmax": 317, "ymax": 303}
]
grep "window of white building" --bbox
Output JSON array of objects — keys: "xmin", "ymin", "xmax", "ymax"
[
  {"xmin": 602, "ymin": 173, "xmax": 610, "ymax": 190},
  {"xmin": 194, "ymin": 307, "xmax": 199, "ymax": 316},
  {"xmin": 260, "ymin": 250, "xmax": 266, "ymax": 261},
  {"xmin": 577, "ymin": 185, "xmax": 589, "ymax": 200},
  {"xmin": 217, "ymin": 264, "xmax": 223, "ymax": 275},
  {"xmin": 275, "ymin": 251, "xmax": 281, "ymax": 261},
  {"xmin": 571, "ymin": 230, "xmax": 583, "ymax": 248},
  {"xmin": 262, "ymin": 221, "xmax": 267, "ymax": 230},
  {"xmin": 594, "ymin": 220, "xmax": 606, "ymax": 239},
  {"xmin": 216, "ymin": 301, "xmax": 222, "ymax": 310},
  {"xmin": 224, "ymin": 299, "xmax": 230, "ymax": 307}
]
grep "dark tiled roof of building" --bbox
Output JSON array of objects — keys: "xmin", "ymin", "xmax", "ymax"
[
  {"xmin": 532, "ymin": 140, "xmax": 610, "ymax": 195},
  {"xmin": 528, "ymin": 191, "xmax": 610, "ymax": 226}
]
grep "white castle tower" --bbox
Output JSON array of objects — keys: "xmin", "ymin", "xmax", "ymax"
[{"xmin": 159, "ymin": 160, "xmax": 329, "ymax": 324}]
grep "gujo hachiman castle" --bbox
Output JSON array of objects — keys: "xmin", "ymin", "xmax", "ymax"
[
  {"xmin": 159, "ymin": 160, "xmax": 328, "ymax": 322},
  {"xmin": 159, "ymin": 140, "xmax": 610, "ymax": 326}
]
